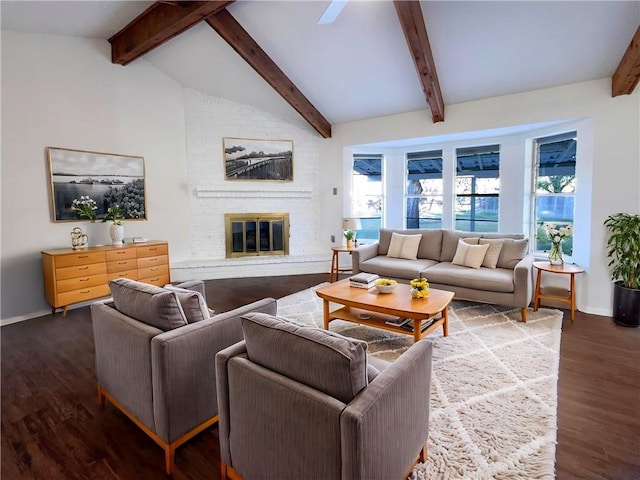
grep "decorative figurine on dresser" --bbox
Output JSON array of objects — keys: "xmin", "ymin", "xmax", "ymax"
[{"xmin": 41, "ymin": 240, "xmax": 170, "ymax": 315}]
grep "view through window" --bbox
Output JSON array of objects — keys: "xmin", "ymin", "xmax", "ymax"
[
  {"xmin": 455, "ymin": 145, "xmax": 500, "ymax": 232},
  {"xmin": 532, "ymin": 132, "xmax": 577, "ymax": 255},
  {"xmin": 406, "ymin": 150, "xmax": 443, "ymax": 229},
  {"xmin": 351, "ymin": 154, "xmax": 383, "ymax": 240}
]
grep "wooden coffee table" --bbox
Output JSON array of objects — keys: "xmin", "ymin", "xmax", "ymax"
[{"xmin": 316, "ymin": 280, "xmax": 454, "ymax": 343}]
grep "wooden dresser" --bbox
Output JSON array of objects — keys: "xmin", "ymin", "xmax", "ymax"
[{"xmin": 41, "ymin": 240, "xmax": 170, "ymax": 315}]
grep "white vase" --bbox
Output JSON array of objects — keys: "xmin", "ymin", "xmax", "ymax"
[{"xmin": 109, "ymin": 223, "xmax": 124, "ymax": 245}]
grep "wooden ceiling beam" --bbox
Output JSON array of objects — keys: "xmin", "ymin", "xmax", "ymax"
[
  {"xmin": 206, "ymin": 9, "xmax": 331, "ymax": 138},
  {"xmin": 109, "ymin": 1, "xmax": 235, "ymax": 66},
  {"xmin": 612, "ymin": 25, "xmax": 640, "ymax": 96},
  {"xmin": 393, "ymin": 0, "xmax": 445, "ymax": 123}
]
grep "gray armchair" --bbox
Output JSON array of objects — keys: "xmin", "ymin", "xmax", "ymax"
[
  {"xmin": 91, "ymin": 278, "xmax": 277, "ymax": 474},
  {"xmin": 216, "ymin": 312, "xmax": 433, "ymax": 480}
]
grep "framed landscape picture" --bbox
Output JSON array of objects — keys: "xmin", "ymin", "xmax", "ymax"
[
  {"xmin": 47, "ymin": 147, "xmax": 147, "ymax": 222},
  {"xmin": 223, "ymin": 137, "xmax": 293, "ymax": 181}
]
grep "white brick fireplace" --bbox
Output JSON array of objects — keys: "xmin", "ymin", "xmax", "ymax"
[{"xmin": 171, "ymin": 89, "xmax": 329, "ymax": 281}]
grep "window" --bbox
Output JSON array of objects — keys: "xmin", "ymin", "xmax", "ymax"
[
  {"xmin": 351, "ymin": 154, "xmax": 383, "ymax": 240},
  {"xmin": 455, "ymin": 145, "xmax": 500, "ymax": 232},
  {"xmin": 532, "ymin": 132, "xmax": 576, "ymax": 255},
  {"xmin": 405, "ymin": 150, "xmax": 443, "ymax": 229}
]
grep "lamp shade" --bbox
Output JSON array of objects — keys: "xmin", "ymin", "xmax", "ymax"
[{"xmin": 342, "ymin": 217, "xmax": 362, "ymax": 231}]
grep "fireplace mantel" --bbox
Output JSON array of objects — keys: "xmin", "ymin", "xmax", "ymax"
[{"xmin": 195, "ymin": 185, "xmax": 313, "ymax": 199}]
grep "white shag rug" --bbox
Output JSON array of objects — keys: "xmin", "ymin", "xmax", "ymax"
[{"xmin": 276, "ymin": 283, "xmax": 562, "ymax": 480}]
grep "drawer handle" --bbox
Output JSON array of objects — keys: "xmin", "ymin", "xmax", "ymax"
[
  {"xmin": 80, "ymin": 290, "xmax": 90, "ymax": 294},
  {"xmin": 119, "ymin": 261, "xmax": 127, "ymax": 265},
  {"xmin": 150, "ymin": 267, "xmax": 158, "ymax": 271},
  {"xmin": 80, "ymin": 278, "xmax": 90, "ymax": 282},
  {"xmin": 79, "ymin": 266, "xmax": 89, "ymax": 270},
  {"xmin": 149, "ymin": 248, "xmax": 158, "ymax": 251},
  {"xmin": 149, "ymin": 257, "xmax": 158, "ymax": 262},
  {"xmin": 77, "ymin": 255, "xmax": 88, "ymax": 259},
  {"xmin": 150, "ymin": 278, "xmax": 159, "ymax": 282},
  {"xmin": 117, "ymin": 251, "xmax": 126, "ymax": 255}
]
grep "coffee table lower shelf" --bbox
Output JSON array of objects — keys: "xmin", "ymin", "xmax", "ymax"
[{"xmin": 328, "ymin": 306, "xmax": 445, "ymax": 343}]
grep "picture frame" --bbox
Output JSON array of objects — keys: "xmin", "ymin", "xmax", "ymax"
[
  {"xmin": 47, "ymin": 146, "xmax": 147, "ymax": 222},
  {"xmin": 223, "ymin": 137, "xmax": 293, "ymax": 181}
]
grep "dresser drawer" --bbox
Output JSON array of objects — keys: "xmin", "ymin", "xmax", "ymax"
[
  {"xmin": 137, "ymin": 255, "xmax": 168, "ymax": 269},
  {"xmin": 58, "ymin": 284, "xmax": 110, "ymax": 306},
  {"xmin": 107, "ymin": 258, "xmax": 137, "ymax": 273},
  {"xmin": 138, "ymin": 274, "xmax": 171, "ymax": 287},
  {"xmin": 137, "ymin": 244, "xmax": 168, "ymax": 258},
  {"xmin": 55, "ymin": 252, "xmax": 105, "ymax": 268},
  {"xmin": 57, "ymin": 274, "xmax": 107, "ymax": 294},
  {"xmin": 107, "ymin": 270, "xmax": 139, "ymax": 282},
  {"xmin": 106, "ymin": 248, "xmax": 136, "ymax": 262},
  {"xmin": 56, "ymin": 262, "xmax": 107, "ymax": 280},
  {"xmin": 137, "ymin": 264, "xmax": 169, "ymax": 280}
]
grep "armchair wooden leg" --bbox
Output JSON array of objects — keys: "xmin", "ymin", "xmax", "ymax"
[
  {"xmin": 97, "ymin": 384, "xmax": 105, "ymax": 407},
  {"xmin": 221, "ymin": 461, "xmax": 243, "ymax": 480},
  {"xmin": 419, "ymin": 443, "xmax": 428, "ymax": 462},
  {"xmin": 164, "ymin": 445, "xmax": 175, "ymax": 475},
  {"xmin": 520, "ymin": 307, "xmax": 527, "ymax": 323}
]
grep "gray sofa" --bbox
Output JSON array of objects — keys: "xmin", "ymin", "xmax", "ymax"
[
  {"xmin": 91, "ymin": 278, "xmax": 277, "ymax": 474},
  {"xmin": 216, "ymin": 312, "xmax": 433, "ymax": 480},
  {"xmin": 352, "ymin": 229, "xmax": 535, "ymax": 322}
]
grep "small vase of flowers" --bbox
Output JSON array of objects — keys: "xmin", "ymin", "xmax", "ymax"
[
  {"xmin": 410, "ymin": 277, "xmax": 430, "ymax": 299},
  {"xmin": 544, "ymin": 223, "xmax": 573, "ymax": 265},
  {"xmin": 102, "ymin": 205, "xmax": 125, "ymax": 245}
]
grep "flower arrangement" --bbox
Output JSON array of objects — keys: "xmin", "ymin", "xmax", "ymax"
[
  {"xmin": 71, "ymin": 196, "xmax": 97, "ymax": 221},
  {"xmin": 344, "ymin": 229, "xmax": 356, "ymax": 241},
  {"xmin": 544, "ymin": 223, "xmax": 573, "ymax": 265},
  {"xmin": 410, "ymin": 277, "xmax": 430, "ymax": 299},
  {"xmin": 102, "ymin": 204, "xmax": 124, "ymax": 225}
]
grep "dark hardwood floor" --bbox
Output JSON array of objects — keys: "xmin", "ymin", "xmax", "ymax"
[{"xmin": 2, "ymin": 273, "xmax": 639, "ymax": 479}]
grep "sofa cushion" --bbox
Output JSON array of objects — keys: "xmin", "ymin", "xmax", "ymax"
[
  {"xmin": 479, "ymin": 238, "xmax": 505, "ymax": 269},
  {"xmin": 240, "ymin": 312, "xmax": 369, "ymax": 404},
  {"xmin": 164, "ymin": 285, "xmax": 210, "ymax": 323},
  {"xmin": 441, "ymin": 231, "xmax": 486, "ymax": 262},
  {"xmin": 496, "ymin": 238, "xmax": 529, "ymax": 269},
  {"xmin": 361, "ymin": 256, "xmax": 438, "ymax": 280},
  {"xmin": 109, "ymin": 278, "xmax": 187, "ymax": 331},
  {"xmin": 425, "ymin": 263, "xmax": 516, "ymax": 293},
  {"xmin": 452, "ymin": 239, "xmax": 490, "ymax": 269},
  {"xmin": 416, "ymin": 229, "xmax": 444, "ymax": 261},
  {"xmin": 387, "ymin": 232, "xmax": 422, "ymax": 260}
]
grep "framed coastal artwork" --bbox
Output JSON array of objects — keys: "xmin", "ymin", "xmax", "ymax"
[
  {"xmin": 223, "ymin": 137, "xmax": 293, "ymax": 181},
  {"xmin": 47, "ymin": 147, "xmax": 147, "ymax": 222}
]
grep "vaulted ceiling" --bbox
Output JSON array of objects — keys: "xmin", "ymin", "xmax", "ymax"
[{"xmin": 2, "ymin": 1, "xmax": 639, "ymax": 138}]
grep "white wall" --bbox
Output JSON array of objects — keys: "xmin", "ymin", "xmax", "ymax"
[
  {"xmin": 1, "ymin": 31, "xmax": 189, "ymax": 322},
  {"xmin": 321, "ymin": 79, "xmax": 640, "ymax": 316}
]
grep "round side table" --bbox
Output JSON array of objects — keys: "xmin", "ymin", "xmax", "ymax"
[
  {"xmin": 330, "ymin": 245, "xmax": 356, "ymax": 282},
  {"xmin": 533, "ymin": 261, "xmax": 585, "ymax": 321}
]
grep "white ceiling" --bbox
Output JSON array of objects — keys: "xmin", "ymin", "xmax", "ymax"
[{"xmin": 2, "ymin": 1, "xmax": 639, "ymax": 126}]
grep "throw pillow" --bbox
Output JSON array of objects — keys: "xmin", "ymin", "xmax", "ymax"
[
  {"xmin": 452, "ymin": 239, "xmax": 490, "ymax": 269},
  {"xmin": 241, "ymin": 312, "xmax": 369, "ymax": 404},
  {"xmin": 109, "ymin": 278, "xmax": 187, "ymax": 331},
  {"xmin": 496, "ymin": 238, "xmax": 529, "ymax": 269},
  {"xmin": 164, "ymin": 285, "xmax": 210, "ymax": 323},
  {"xmin": 479, "ymin": 238, "xmax": 505, "ymax": 269},
  {"xmin": 387, "ymin": 232, "xmax": 422, "ymax": 260}
]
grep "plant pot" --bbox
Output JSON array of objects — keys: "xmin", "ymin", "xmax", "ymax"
[
  {"xmin": 109, "ymin": 223, "xmax": 125, "ymax": 245},
  {"xmin": 613, "ymin": 281, "xmax": 640, "ymax": 327}
]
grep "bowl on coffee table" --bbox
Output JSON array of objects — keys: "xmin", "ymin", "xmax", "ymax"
[{"xmin": 374, "ymin": 278, "xmax": 397, "ymax": 294}]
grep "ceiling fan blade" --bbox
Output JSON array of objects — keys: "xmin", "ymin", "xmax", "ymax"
[{"xmin": 318, "ymin": 0, "xmax": 347, "ymax": 24}]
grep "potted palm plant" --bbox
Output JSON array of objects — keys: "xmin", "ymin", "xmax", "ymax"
[{"xmin": 604, "ymin": 212, "xmax": 640, "ymax": 327}]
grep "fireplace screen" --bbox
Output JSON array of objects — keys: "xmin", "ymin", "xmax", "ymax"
[{"xmin": 225, "ymin": 213, "xmax": 289, "ymax": 258}]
